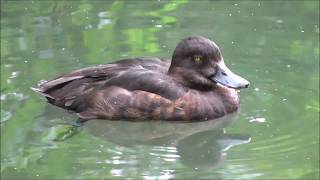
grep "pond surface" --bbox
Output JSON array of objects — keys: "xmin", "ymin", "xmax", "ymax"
[{"xmin": 1, "ymin": 1, "xmax": 319, "ymax": 179}]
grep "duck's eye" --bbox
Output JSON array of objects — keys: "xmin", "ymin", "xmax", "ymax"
[{"xmin": 194, "ymin": 55, "xmax": 202, "ymax": 64}]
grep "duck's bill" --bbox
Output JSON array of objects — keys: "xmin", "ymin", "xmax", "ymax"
[{"xmin": 211, "ymin": 62, "xmax": 250, "ymax": 89}]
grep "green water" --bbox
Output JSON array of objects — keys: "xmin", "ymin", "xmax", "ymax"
[{"xmin": 1, "ymin": 1, "xmax": 319, "ymax": 179}]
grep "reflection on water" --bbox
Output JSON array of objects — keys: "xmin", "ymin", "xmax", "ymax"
[
  {"xmin": 1, "ymin": 0, "xmax": 319, "ymax": 179},
  {"xmin": 85, "ymin": 115, "xmax": 251, "ymax": 170}
]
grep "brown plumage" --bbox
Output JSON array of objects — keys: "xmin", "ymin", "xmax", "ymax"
[{"xmin": 32, "ymin": 36, "xmax": 249, "ymax": 121}]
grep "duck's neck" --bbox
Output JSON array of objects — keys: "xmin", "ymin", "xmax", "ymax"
[{"xmin": 168, "ymin": 67, "xmax": 214, "ymax": 91}]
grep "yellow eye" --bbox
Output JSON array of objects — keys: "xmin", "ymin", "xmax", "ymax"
[{"xmin": 194, "ymin": 55, "xmax": 202, "ymax": 64}]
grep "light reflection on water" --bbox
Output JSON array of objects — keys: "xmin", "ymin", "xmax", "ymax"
[{"xmin": 75, "ymin": 113, "xmax": 250, "ymax": 179}]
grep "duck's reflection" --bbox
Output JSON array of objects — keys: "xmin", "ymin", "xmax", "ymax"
[{"xmin": 83, "ymin": 114, "xmax": 251, "ymax": 169}]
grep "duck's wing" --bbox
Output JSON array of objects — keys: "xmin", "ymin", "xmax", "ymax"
[
  {"xmin": 36, "ymin": 58, "xmax": 169, "ymax": 93},
  {"xmin": 102, "ymin": 66, "xmax": 187, "ymax": 100},
  {"xmin": 33, "ymin": 58, "xmax": 186, "ymax": 111},
  {"xmin": 33, "ymin": 63, "xmax": 122, "ymax": 101}
]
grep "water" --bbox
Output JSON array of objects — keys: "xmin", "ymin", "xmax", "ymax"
[{"xmin": 1, "ymin": 1, "xmax": 319, "ymax": 179}]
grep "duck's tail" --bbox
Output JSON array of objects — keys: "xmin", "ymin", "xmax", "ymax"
[{"xmin": 30, "ymin": 87, "xmax": 55, "ymax": 100}]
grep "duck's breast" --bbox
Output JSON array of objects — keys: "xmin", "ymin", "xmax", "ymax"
[{"xmin": 175, "ymin": 88, "xmax": 239, "ymax": 120}]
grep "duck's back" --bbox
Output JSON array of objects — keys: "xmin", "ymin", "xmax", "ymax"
[{"xmin": 35, "ymin": 58, "xmax": 188, "ymax": 119}]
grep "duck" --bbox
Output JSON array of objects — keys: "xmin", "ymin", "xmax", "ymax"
[{"xmin": 32, "ymin": 36, "xmax": 249, "ymax": 122}]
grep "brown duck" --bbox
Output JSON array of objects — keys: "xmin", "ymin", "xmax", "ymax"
[{"xmin": 32, "ymin": 36, "xmax": 249, "ymax": 122}]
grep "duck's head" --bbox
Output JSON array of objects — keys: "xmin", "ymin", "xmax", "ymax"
[{"xmin": 168, "ymin": 36, "xmax": 249, "ymax": 90}]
